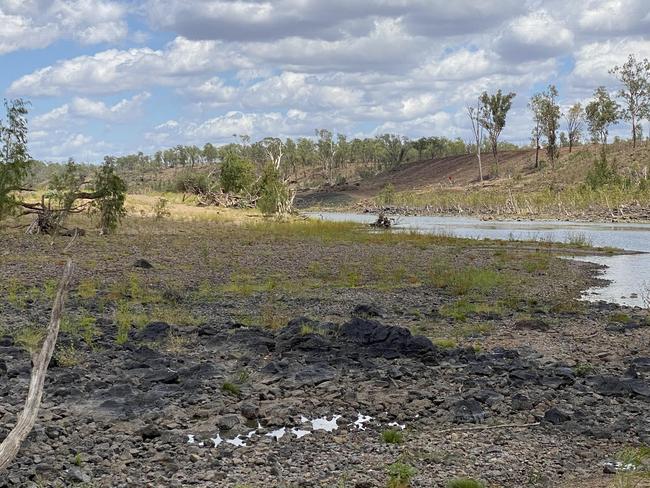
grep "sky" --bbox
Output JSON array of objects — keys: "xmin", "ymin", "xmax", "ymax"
[{"xmin": 1, "ymin": 0, "xmax": 650, "ymax": 162}]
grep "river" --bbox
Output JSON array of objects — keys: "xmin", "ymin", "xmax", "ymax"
[{"xmin": 306, "ymin": 212, "xmax": 650, "ymax": 308}]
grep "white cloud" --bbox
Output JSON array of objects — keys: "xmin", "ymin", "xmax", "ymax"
[
  {"xmin": 32, "ymin": 92, "xmax": 150, "ymax": 128},
  {"xmin": 9, "ymin": 37, "xmax": 250, "ymax": 96},
  {"xmin": 415, "ymin": 49, "xmax": 496, "ymax": 81},
  {"xmin": 578, "ymin": 0, "xmax": 650, "ymax": 35},
  {"xmin": 145, "ymin": 0, "xmax": 525, "ymax": 42},
  {"xmin": 242, "ymin": 18, "xmax": 427, "ymax": 73},
  {"xmin": 495, "ymin": 11, "xmax": 574, "ymax": 62},
  {"xmin": 571, "ymin": 38, "xmax": 650, "ymax": 88},
  {"xmin": 0, "ymin": 0, "xmax": 128, "ymax": 54}
]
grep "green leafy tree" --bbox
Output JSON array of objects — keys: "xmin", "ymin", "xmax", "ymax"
[
  {"xmin": 0, "ymin": 99, "xmax": 31, "ymax": 221},
  {"xmin": 585, "ymin": 87, "xmax": 620, "ymax": 146},
  {"xmin": 610, "ymin": 54, "xmax": 650, "ymax": 148},
  {"xmin": 530, "ymin": 85, "xmax": 561, "ymax": 169},
  {"xmin": 479, "ymin": 89, "xmax": 516, "ymax": 176},
  {"xmin": 220, "ymin": 153, "xmax": 255, "ymax": 194},
  {"xmin": 92, "ymin": 157, "xmax": 127, "ymax": 234},
  {"xmin": 256, "ymin": 164, "xmax": 293, "ymax": 216},
  {"xmin": 565, "ymin": 103, "xmax": 584, "ymax": 153}
]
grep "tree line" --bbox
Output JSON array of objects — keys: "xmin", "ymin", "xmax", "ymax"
[{"xmin": 466, "ymin": 54, "xmax": 650, "ymax": 182}]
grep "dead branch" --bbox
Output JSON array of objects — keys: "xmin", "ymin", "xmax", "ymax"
[{"xmin": 0, "ymin": 259, "xmax": 74, "ymax": 472}]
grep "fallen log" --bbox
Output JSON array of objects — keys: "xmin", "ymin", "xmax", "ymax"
[{"xmin": 0, "ymin": 259, "xmax": 74, "ymax": 472}]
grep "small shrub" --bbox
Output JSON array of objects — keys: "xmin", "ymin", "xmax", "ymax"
[
  {"xmin": 222, "ymin": 382, "xmax": 240, "ymax": 396},
  {"xmin": 585, "ymin": 153, "xmax": 620, "ymax": 190},
  {"xmin": 377, "ymin": 183, "xmax": 396, "ymax": 206},
  {"xmin": 386, "ymin": 461, "xmax": 416, "ymax": 488},
  {"xmin": 153, "ymin": 197, "xmax": 171, "ymax": 220},
  {"xmin": 55, "ymin": 344, "xmax": 80, "ymax": 367},
  {"xmin": 574, "ymin": 362, "xmax": 594, "ymax": 377},
  {"xmin": 14, "ymin": 326, "xmax": 45, "ymax": 354},
  {"xmin": 382, "ymin": 429, "xmax": 404, "ymax": 444}
]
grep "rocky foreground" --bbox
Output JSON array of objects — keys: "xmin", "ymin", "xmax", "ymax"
[{"xmin": 1, "ymin": 304, "xmax": 649, "ymax": 487}]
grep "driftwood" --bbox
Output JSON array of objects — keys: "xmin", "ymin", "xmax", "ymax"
[
  {"xmin": 0, "ymin": 259, "xmax": 74, "ymax": 472},
  {"xmin": 195, "ymin": 189, "xmax": 258, "ymax": 208},
  {"xmin": 370, "ymin": 212, "xmax": 393, "ymax": 228}
]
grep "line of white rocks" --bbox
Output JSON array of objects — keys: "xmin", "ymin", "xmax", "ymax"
[{"xmin": 186, "ymin": 413, "xmax": 407, "ymax": 449}]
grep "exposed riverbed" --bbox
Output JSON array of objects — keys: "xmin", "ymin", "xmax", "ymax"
[{"xmin": 306, "ymin": 212, "xmax": 650, "ymax": 308}]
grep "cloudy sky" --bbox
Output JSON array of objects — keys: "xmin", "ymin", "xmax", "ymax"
[{"xmin": 2, "ymin": 0, "xmax": 650, "ymax": 162}]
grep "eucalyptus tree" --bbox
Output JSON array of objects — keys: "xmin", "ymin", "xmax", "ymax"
[
  {"xmin": 565, "ymin": 103, "xmax": 584, "ymax": 153},
  {"xmin": 479, "ymin": 89, "xmax": 516, "ymax": 176},
  {"xmin": 0, "ymin": 99, "xmax": 30, "ymax": 222},
  {"xmin": 585, "ymin": 87, "xmax": 620, "ymax": 147},
  {"xmin": 315, "ymin": 129, "xmax": 337, "ymax": 184},
  {"xmin": 377, "ymin": 134, "xmax": 410, "ymax": 170},
  {"xmin": 609, "ymin": 54, "xmax": 650, "ymax": 148},
  {"xmin": 530, "ymin": 85, "xmax": 561, "ymax": 169}
]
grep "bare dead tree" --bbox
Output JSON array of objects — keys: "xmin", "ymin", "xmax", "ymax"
[
  {"xmin": 466, "ymin": 99, "xmax": 483, "ymax": 182},
  {"xmin": 0, "ymin": 259, "xmax": 74, "ymax": 472}
]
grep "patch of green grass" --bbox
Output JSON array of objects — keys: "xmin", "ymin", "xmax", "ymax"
[
  {"xmin": 574, "ymin": 362, "xmax": 594, "ymax": 378},
  {"xmin": 222, "ymin": 382, "xmax": 240, "ymax": 396},
  {"xmin": 55, "ymin": 344, "xmax": 81, "ymax": 367},
  {"xmin": 150, "ymin": 305, "xmax": 202, "ymax": 327},
  {"xmin": 77, "ymin": 279, "xmax": 98, "ymax": 300},
  {"xmin": 522, "ymin": 254, "xmax": 551, "ymax": 273},
  {"xmin": 614, "ymin": 445, "xmax": 650, "ymax": 487},
  {"xmin": 426, "ymin": 266, "xmax": 505, "ymax": 296},
  {"xmin": 14, "ymin": 326, "xmax": 45, "ymax": 354},
  {"xmin": 386, "ymin": 461, "xmax": 416, "ymax": 488},
  {"xmin": 432, "ymin": 338, "xmax": 457, "ymax": 349},
  {"xmin": 447, "ymin": 478, "xmax": 485, "ymax": 488},
  {"xmin": 6, "ymin": 278, "xmax": 26, "ymax": 309},
  {"xmin": 550, "ymin": 299, "xmax": 586, "ymax": 314},
  {"xmin": 610, "ymin": 312, "xmax": 632, "ymax": 324},
  {"xmin": 300, "ymin": 324, "xmax": 324, "ymax": 336},
  {"xmin": 42, "ymin": 279, "xmax": 59, "ymax": 301},
  {"xmin": 382, "ymin": 429, "xmax": 404, "ymax": 444},
  {"xmin": 440, "ymin": 299, "xmax": 502, "ymax": 322}
]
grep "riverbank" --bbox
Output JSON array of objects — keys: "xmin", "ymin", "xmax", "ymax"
[
  {"xmin": 296, "ymin": 192, "xmax": 650, "ymax": 225},
  {"xmin": 1, "ymin": 213, "xmax": 649, "ymax": 487}
]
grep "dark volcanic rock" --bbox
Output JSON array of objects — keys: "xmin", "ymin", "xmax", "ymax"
[
  {"xmin": 292, "ymin": 363, "xmax": 337, "ymax": 387},
  {"xmin": 352, "ymin": 304, "xmax": 384, "ymax": 318},
  {"xmin": 0, "ymin": 358, "xmax": 6, "ymax": 377},
  {"xmin": 339, "ymin": 318, "xmax": 436, "ymax": 358},
  {"xmin": 135, "ymin": 322, "xmax": 171, "ymax": 341},
  {"xmin": 544, "ymin": 407, "xmax": 572, "ymax": 424},
  {"xmin": 138, "ymin": 424, "xmax": 161, "ymax": 441},
  {"xmin": 453, "ymin": 399, "xmax": 486, "ymax": 423},
  {"xmin": 133, "ymin": 258, "xmax": 153, "ymax": 269},
  {"xmin": 514, "ymin": 319, "xmax": 550, "ymax": 332}
]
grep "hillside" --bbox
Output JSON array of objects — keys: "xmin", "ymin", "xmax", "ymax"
[{"xmin": 296, "ymin": 142, "xmax": 650, "ymax": 221}]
